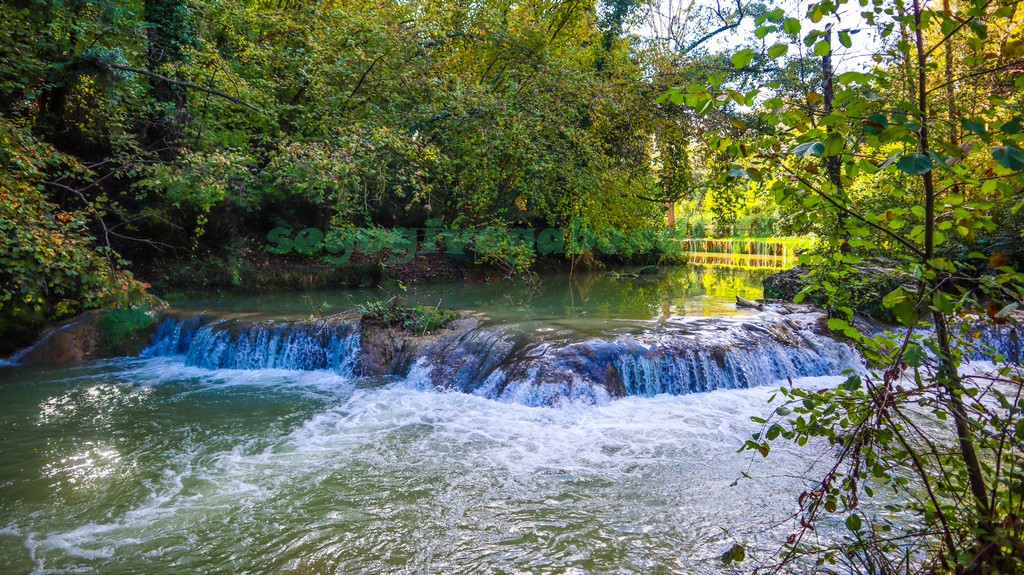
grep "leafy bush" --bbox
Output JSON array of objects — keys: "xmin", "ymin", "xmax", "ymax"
[
  {"xmin": 358, "ymin": 300, "xmax": 460, "ymax": 335},
  {"xmin": 0, "ymin": 119, "xmax": 147, "ymax": 351}
]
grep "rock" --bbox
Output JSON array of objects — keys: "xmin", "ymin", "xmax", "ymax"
[
  {"xmin": 356, "ymin": 309, "xmax": 471, "ymax": 377},
  {"xmin": 762, "ymin": 262, "xmax": 915, "ymax": 323},
  {"xmin": 12, "ymin": 302, "xmax": 165, "ymax": 365},
  {"xmin": 357, "ymin": 317, "xmax": 407, "ymax": 377},
  {"xmin": 16, "ymin": 311, "xmax": 103, "ymax": 364},
  {"xmin": 638, "ymin": 265, "xmax": 660, "ymax": 275},
  {"xmin": 762, "ymin": 266, "xmax": 807, "ymax": 301}
]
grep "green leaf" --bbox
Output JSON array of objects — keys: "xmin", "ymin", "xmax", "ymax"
[
  {"xmin": 824, "ymin": 133, "xmax": 844, "ymax": 156},
  {"xmin": 904, "ymin": 343, "xmax": 927, "ymax": 366},
  {"xmin": 767, "ymin": 43, "xmax": 789, "ymax": 58},
  {"xmin": 961, "ymin": 119, "xmax": 986, "ymax": 136},
  {"xmin": 827, "ymin": 318, "xmax": 850, "ymax": 331},
  {"xmin": 932, "ymin": 292, "xmax": 954, "ymax": 314},
  {"xmin": 732, "ymin": 49, "xmax": 755, "ymax": 69},
  {"xmin": 845, "ymin": 514, "xmax": 863, "ymax": 531},
  {"xmin": 839, "ymin": 376, "xmax": 862, "ymax": 391},
  {"xmin": 791, "ymin": 141, "xmax": 825, "ymax": 156},
  {"xmin": 783, "ymin": 18, "xmax": 801, "ymax": 35},
  {"xmin": 838, "ymin": 30, "xmax": 852, "ymax": 48},
  {"xmin": 967, "ymin": 19, "xmax": 988, "ymax": 40},
  {"xmin": 813, "ymin": 40, "xmax": 831, "ymax": 56},
  {"xmin": 862, "ymin": 113, "xmax": 888, "ymax": 134},
  {"xmin": 999, "ymin": 117, "xmax": 1022, "ymax": 135},
  {"xmin": 992, "ymin": 146, "xmax": 1024, "ymax": 170},
  {"xmin": 896, "ymin": 153, "xmax": 933, "ymax": 175}
]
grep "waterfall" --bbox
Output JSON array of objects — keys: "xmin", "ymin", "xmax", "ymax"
[
  {"xmin": 144, "ymin": 316, "xmax": 361, "ymax": 376},
  {"xmin": 397, "ymin": 315, "xmax": 863, "ymax": 406},
  {"xmin": 612, "ymin": 330, "xmax": 857, "ymax": 397},
  {"xmin": 136, "ymin": 311, "xmax": 1021, "ymax": 407}
]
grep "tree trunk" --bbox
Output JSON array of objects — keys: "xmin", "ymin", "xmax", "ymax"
[
  {"xmin": 820, "ymin": 29, "xmax": 849, "ymax": 253},
  {"xmin": 912, "ymin": 0, "xmax": 992, "ymax": 565}
]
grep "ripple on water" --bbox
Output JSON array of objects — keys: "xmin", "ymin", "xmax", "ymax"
[{"xmin": 0, "ymin": 358, "xmax": 847, "ymax": 574}]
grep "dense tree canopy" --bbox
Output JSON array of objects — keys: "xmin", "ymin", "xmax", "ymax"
[
  {"xmin": 2, "ymin": 0, "xmax": 1022, "ymax": 333},
  {"xmin": 0, "ymin": 0, "xmax": 766, "ymax": 343},
  {"xmin": 3, "ymin": 0, "xmax": 1024, "ymax": 571}
]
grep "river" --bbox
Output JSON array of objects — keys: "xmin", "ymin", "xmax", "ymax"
[{"xmin": 0, "ymin": 266, "xmax": 855, "ymax": 574}]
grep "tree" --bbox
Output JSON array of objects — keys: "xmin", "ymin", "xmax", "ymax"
[{"xmin": 667, "ymin": 0, "xmax": 1024, "ymax": 571}]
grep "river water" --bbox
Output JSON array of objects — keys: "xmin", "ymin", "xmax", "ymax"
[{"xmin": 1, "ymin": 266, "xmax": 850, "ymax": 574}]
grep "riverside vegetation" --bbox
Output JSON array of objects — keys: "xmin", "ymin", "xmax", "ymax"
[
  {"xmin": 2, "ymin": 0, "xmax": 1024, "ymax": 573},
  {"xmin": 665, "ymin": 0, "xmax": 1024, "ymax": 573}
]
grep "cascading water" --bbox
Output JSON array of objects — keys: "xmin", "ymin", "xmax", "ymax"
[
  {"xmin": 142, "ymin": 310, "xmax": 863, "ymax": 406},
  {"xmin": 400, "ymin": 313, "xmax": 863, "ymax": 406},
  {"xmin": 3, "ymin": 268, "xmax": 1021, "ymax": 575},
  {"xmin": 145, "ymin": 315, "xmax": 361, "ymax": 377}
]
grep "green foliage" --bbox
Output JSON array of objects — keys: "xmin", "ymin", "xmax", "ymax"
[
  {"xmin": 790, "ymin": 260, "xmax": 912, "ymax": 323},
  {"xmin": 96, "ymin": 307, "xmax": 156, "ymax": 355},
  {"xmin": 671, "ymin": 0, "xmax": 1024, "ymax": 571},
  {"xmin": 0, "ymin": 118, "xmax": 147, "ymax": 351},
  {"xmin": 358, "ymin": 300, "xmax": 459, "ymax": 335},
  {"xmin": 1, "ymin": 0, "xmax": 689, "ymax": 296}
]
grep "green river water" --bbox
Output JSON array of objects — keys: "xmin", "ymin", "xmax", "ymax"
[{"xmin": 0, "ymin": 265, "xmax": 842, "ymax": 574}]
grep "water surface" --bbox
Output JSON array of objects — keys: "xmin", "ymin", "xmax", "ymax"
[
  {"xmin": 171, "ymin": 266, "xmax": 773, "ymax": 323},
  {"xmin": 0, "ymin": 359, "xmax": 837, "ymax": 574},
  {"xmin": 0, "ymin": 265, "xmax": 840, "ymax": 574}
]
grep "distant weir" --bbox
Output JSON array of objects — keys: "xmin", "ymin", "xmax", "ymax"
[{"xmin": 679, "ymin": 237, "xmax": 813, "ymax": 269}]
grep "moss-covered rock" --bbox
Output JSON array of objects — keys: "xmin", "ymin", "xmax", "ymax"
[
  {"xmin": 358, "ymin": 300, "xmax": 460, "ymax": 335},
  {"xmin": 96, "ymin": 308, "xmax": 159, "ymax": 356},
  {"xmin": 762, "ymin": 266, "xmax": 806, "ymax": 301},
  {"xmin": 355, "ymin": 301, "xmax": 464, "ymax": 376},
  {"xmin": 13, "ymin": 302, "xmax": 165, "ymax": 364}
]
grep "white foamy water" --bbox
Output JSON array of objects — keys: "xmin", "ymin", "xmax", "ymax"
[{"xmin": 0, "ymin": 357, "xmax": 846, "ymax": 575}]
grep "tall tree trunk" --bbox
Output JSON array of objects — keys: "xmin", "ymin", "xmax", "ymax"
[
  {"xmin": 144, "ymin": 0, "xmax": 192, "ymax": 153},
  {"xmin": 912, "ymin": 0, "xmax": 992, "ymax": 566},
  {"xmin": 821, "ymin": 29, "xmax": 849, "ymax": 253}
]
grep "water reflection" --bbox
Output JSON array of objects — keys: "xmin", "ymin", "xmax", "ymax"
[
  {"xmin": 174, "ymin": 265, "xmax": 776, "ymax": 323},
  {"xmin": 685, "ymin": 252, "xmax": 797, "ymax": 269}
]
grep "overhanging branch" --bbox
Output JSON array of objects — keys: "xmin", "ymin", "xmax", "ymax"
[{"xmin": 104, "ymin": 62, "xmax": 263, "ymax": 113}]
